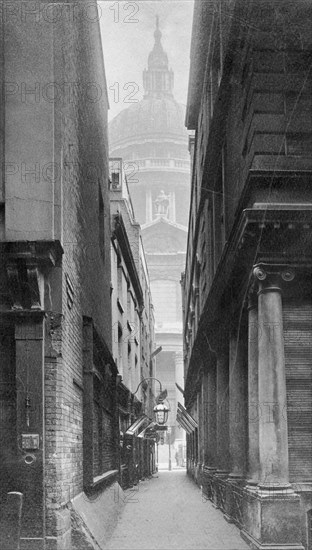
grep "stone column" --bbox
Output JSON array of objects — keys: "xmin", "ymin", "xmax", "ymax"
[
  {"xmin": 247, "ymin": 292, "xmax": 260, "ymax": 485},
  {"xmin": 228, "ymin": 323, "xmax": 247, "ymax": 479},
  {"xmin": 199, "ymin": 381, "xmax": 205, "ymax": 469},
  {"xmin": 206, "ymin": 360, "xmax": 217, "ymax": 469},
  {"xmin": 202, "ymin": 369, "xmax": 208, "ymax": 467},
  {"xmin": 201, "ymin": 362, "xmax": 217, "ymax": 502},
  {"xmin": 254, "ymin": 265, "xmax": 292, "ymax": 490},
  {"xmin": 242, "ymin": 266, "xmax": 303, "ymax": 550},
  {"xmin": 216, "ymin": 350, "xmax": 230, "ymax": 474}
]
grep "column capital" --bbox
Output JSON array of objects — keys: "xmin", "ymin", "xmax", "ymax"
[{"xmin": 252, "ymin": 264, "xmax": 295, "ymax": 295}]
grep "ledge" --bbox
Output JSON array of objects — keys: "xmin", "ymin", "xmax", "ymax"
[
  {"xmin": 117, "ymin": 298, "xmax": 124, "ymax": 313},
  {"xmin": 292, "ymin": 482, "xmax": 312, "ymax": 493},
  {"xmin": 92, "ymin": 469, "xmax": 119, "ymax": 489},
  {"xmin": 0, "ymin": 240, "xmax": 63, "ymax": 266},
  {"xmin": 73, "ymin": 378, "xmax": 83, "ymax": 392},
  {"xmin": 251, "ymin": 154, "xmax": 312, "ymax": 173},
  {"xmin": 0, "ymin": 309, "xmax": 45, "ymax": 319}
]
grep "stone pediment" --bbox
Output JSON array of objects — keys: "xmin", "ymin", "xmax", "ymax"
[{"xmin": 142, "ymin": 217, "xmax": 187, "ymax": 254}]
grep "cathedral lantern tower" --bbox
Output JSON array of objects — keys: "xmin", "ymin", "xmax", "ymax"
[
  {"xmin": 143, "ymin": 16, "xmax": 174, "ymax": 99},
  {"xmin": 109, "ymin": 18, "xmax": 190, "ymax": 464}
]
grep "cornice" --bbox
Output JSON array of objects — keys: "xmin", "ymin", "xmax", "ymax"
[
  {"xmin": 184, "ymin": 207, "xmax": 312, "ymax": 387},
  {"xmin": 0, "ymin": 240, "xmax": 63, "ymax": 266}
]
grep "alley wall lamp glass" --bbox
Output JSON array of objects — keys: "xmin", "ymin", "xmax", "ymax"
[{"xmin": 153, "ymin": 402, "xmax": 170, "ymax": 425}]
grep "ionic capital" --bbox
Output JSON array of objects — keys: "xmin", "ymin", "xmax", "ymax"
[{"xmin": 252, "ymin": 264, "xmax": 295, "ymax": 295}]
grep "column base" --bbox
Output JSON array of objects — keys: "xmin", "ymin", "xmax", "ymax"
[
  {"xmin": 203, "ymin": 465, "xmax": 218, "ymax": 478},
  {"xmin": 201, "ymin": 466, "xmax": 217, "ymax": 502},
  {"xmin": 215, "ymin": 469, "xmax": 229, "ymax": 477},
  {"xmin": 211, "ymin": 471, "xmax": 229, "ymax": 510},
  {"xmin": 227, "ymin": 473, "xmax": 245, "ymax": 482},
  {"xmin": 246, "ymin": 478, "xmax": 259, "ymax": 488},
  {"xmin": 242, "ymin": 487, "xmax": 303, "ymax": 550},
  {"xmin": 257, "ymin": 483, "xmax": 295, "ymax": 496},
  {"xmin": 195, "ymin": 462, "xmax": 202, "ymax": 485},
  {"xmin": 241, "ymin": 529, "xmax": 304, "ymax": 550},
  {"xmin": 224, "ymin": 474, "xmax": 245, "ymax": 520}
]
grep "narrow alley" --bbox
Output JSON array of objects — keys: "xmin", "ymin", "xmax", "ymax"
[
  {"xmin": 1, "ymin": 2, "xmax": 312, "ymax": 550},
  {"xmin": 104, "ymin": 471, "xmax": 249, "ymax": 550}
]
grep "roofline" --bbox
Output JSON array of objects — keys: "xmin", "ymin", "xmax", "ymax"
[
  {"xmin": 142, "ymin": 217, "xmax": 188, "ymax": 233},
  {"xmin": 185, "ymin": 0, "xmax": 215, "ymax": 130}
]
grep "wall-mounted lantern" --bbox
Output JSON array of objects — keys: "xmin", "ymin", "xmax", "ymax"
[
  {"xmin": 153, "ymin": 401, "xmax": 170, "ymax": 425},
  {"xmin": 133, "ymin": 376, "xmax": 170, "ymax": 426}
]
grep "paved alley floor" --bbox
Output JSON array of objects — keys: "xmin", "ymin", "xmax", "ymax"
[{"xmin": 104, "ymin": 471, "xmax": 249, "ymax": 550}]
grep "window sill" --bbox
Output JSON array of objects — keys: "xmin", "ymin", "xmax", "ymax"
[
  {"xmin": 92, "ymin": 469, "xmax": 119, "ymax": 489},
  {"xmin": 117, "ymin": 298, "xmax": 124, "ymax": 313}
]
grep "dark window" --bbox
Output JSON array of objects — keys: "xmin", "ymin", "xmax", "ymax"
[
  {"xmin": 109, "ymin": 159, "xmax": 122, "ymax": 189},
  {"xmin": 127, "ymin": 341, "xmax": 131, "ymax": 368},
  {"xmin": 118, "ymin": 324, "xmax": 123, "ymax": 371},
  {"xmin": 83, "ymin": 318, "xmax": 115, "ymax": 489},
  {"xmin": 111, "ymin": 171, "xmax": 120, "ymax": 188}
]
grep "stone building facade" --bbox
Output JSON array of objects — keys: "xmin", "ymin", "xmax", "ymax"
[
  {"xmin": 109, "ymin": 158, "xmax": 156, "ymax": 487},
  {"xmin": 182, "ymin": 1, "xmax": 312, "ymax": 549},
  {"xmin": 0, "ymin": 5, "xmax": 118, "ymax": 549},
  {"xmin": 109, "ymin": 19, "xmax": 189, "ymax": 465}
]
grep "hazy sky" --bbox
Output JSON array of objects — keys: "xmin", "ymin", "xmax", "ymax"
[{"xmin": 99, "ymin": 0, "xmax": 194, "ymax": 121}]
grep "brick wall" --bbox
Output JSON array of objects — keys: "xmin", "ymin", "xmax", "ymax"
[{"xmin": 43, "ymin": 10, "xmax": 112, "ymax": 545}]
